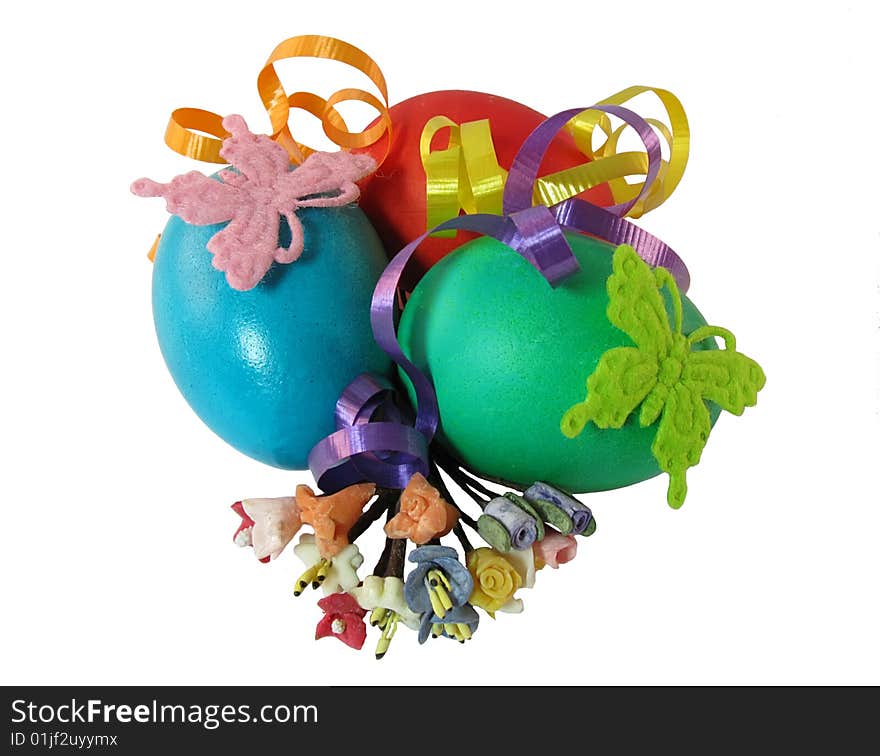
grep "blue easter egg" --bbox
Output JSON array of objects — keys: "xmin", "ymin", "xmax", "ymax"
[{"xmin": 152, "ymin": 205, "xmax": 391, "ymax": 469}]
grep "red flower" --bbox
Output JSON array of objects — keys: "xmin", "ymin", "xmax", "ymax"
[{"xmin": 315, "ymin": 593, "xmax": 367, "ymax": 650}]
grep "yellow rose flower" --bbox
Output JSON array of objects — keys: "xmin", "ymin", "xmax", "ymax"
[{"xmin": 466, "ymin": 548, "xmax": 523, "ymax": 617}]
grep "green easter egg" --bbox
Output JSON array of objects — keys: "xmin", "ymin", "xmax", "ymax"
[{"xmin": 397, "ymin": 233, "xmax": 719, "ymax": 493}]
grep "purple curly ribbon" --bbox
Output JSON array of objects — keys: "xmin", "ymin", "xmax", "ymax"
[
  {"xmin": 309, "ymin": 104, "xmax": 690, "ymax": 491},
  {"xmin": 504, "ymin": 104, "xmax": 690, "ymax": 291},
  {"xmin": 309, "ymin": 373, "xmax": 429, "ymax": 491}
]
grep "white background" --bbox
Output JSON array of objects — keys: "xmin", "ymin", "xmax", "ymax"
[{"xmin": 2, "ymin": 0, "xmax": 878, "ymax": 685}]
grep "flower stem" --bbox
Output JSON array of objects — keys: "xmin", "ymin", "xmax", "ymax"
[
  {"xmin": 373, "ymin": 537, "xmax": 393, "ymax": 577},
  {"xmin": 435, "ymin": 443, "xmax": 524, "ymax": 494},
  {"xmin": 441, "ymin": 468, "xmax": 490, "ymax": 508},
  {"xmin": 428, "ymin": 463, "xmax": 481, "ymax": 531},
  {"xmin": 431, "ymin": 445, "xmax": 497, "ymax": 500},
  {"xmin": 373, "ymin": 497, "xmax": 404, "ymax": 577},
  {"xmin": 348, "ymin": 488, "xmax": 397, "ymax": 543},
  {"xmin": 453, "ymin": 522, "xmax": 474, "ymax": 553},
  {"xmin": 430, "ymin": 458, "xmax": 488, "ymax": 532},
  {"xmin": 431, "ymin": 445, "xmax": 525, "ymax": 505},
  {"xmin": 385, "ymin": 537, "xmax": 407, "ymax": 580},
  {"xmin": 374, "ymin": 537, "xmax": 407, "ymax": 579},
  {"xmin": 458, "ymin": 457, "xmax": 524, "ymax": 494}
]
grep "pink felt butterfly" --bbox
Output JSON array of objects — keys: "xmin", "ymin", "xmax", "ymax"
[{"xmin": 131, "ymin": 115, "xmax": 376, "ymax": 291}]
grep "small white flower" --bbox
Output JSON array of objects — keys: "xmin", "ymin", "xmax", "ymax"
[
  {"xmin": 504, "ymin": 546, "xmax": 537, "ymax": 589},
  {"xmin": 350, "ymin": 575, "xmax": 420, "ymax": 629},
  {"xmin": 240, "ymin": 496, "xmax": 301, "ymax": 561},
  {"xmin": 497, "ymin": 597, "xmax": 524, "ymax": 614},
  {"xmin": 294, "ymin": 534, "xmax": 363, "ymax": 595}
]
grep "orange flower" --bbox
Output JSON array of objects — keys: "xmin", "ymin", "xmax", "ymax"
[
  {"xmin": 384, "ymin": 473, "xmax": 459, "ymax": 544},
  {"xmin": 297, "ymin": 482, "xmax": 376, "ymax": 558}
]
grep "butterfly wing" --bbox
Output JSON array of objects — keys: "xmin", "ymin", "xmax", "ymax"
[
  {"xmin": 561, "ymin": 244, "xmax": 674, "ymax": 437},
  {"xmin": 131, "ymin": 172, "xmax": 238, "ymax": 225},
  {"xmin": 276, "ymin": 151, "xmax": 372, "ymax": 207},
  {"xmin": 606, "ymin": 244, "xmax": 674, "ymax": 357},
  {"xmin": 206, "ymin": 203, "xmax": 280, "ymax": 291},
  {"xmin": 274, "ymin": 155, "xmax": 348, "ymax": 207},
  {"xmin": 219, "ymin": 115, "xmax": 291, "ymax": 188},
  {"xmin": 652, "ymin": 381, "xmax": 712, "ymax": 509},
  {"xmin": 561, "ymin": 347, "xmax": 659, "ymax": 436},
  {"xmin": 683, "ymin": 349, "xmax": 766, "ymax": 415}
]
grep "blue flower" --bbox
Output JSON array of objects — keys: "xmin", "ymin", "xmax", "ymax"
[
  {"xmin": 404, "ymin": 545, "xmax": 473, "ymax": 616},
  {"xmin": 417, "ymin": 604, "xmax": 480, "ymax": 644}
]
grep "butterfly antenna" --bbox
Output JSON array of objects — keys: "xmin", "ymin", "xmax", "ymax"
[
  {"xmin": 655, "ymin": 267, "xmax": 684, "ymax": 335},
  {"xmin": 686, "ymin": 325, "xmax": 737, "ymax": 351}
]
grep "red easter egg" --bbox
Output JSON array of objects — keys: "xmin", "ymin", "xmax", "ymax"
[{"xmin": 355, "ymin": 90, "xmax": 614, "ymax": 274}]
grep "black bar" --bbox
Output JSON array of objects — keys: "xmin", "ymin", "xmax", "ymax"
[{"xmin": 2, "ymin": 686, "xmax": 876, "ymax": 750}]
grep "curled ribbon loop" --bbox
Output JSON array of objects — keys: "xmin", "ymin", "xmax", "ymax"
[
  {"xmin": 309, "ymin": 374, "xmax": 430, "ymax": 492},
  {"xmin": 563, "ymin": 86, "xmax": 689, "ymax": 218},
  {"xmin": 164, "ymin": 35, "xmax": 391, "ymax": 166},
  {"xmin": 504, "ymin": 104, "xmax": 662, "ymax": 218},
  {"xmin": 420, "ymin": 117, "xmax": 507, "ymax": 237},
  {"xmin": 505, "ymin": 105, "xmax": 690, "ymax": 292},
  {"xmin": 508, "ymin": 206, "xmax": 579, "ymax": 284},
  {"xmin": 164, "ymin": 108, "xmax": 230, "ymax": 164},
  {"xmin": 419, "ymin": 86, "xmax": 689, "ymax": 231}
]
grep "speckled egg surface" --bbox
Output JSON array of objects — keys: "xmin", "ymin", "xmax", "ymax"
[
  {"xmin": 152, "ymin": 205, "xmax": 392, "ymax": 469},
  {"xmin": 398, "ymin": 232, "xmax": 719, "ymax": 493}
]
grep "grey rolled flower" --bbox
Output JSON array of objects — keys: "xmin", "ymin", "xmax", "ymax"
[
  {"xmin": 483, "ymin": 496, "xmax": 539, "ymax": 550},
  {"xmin": 525, "ymin": 482, "xmax": 594, "ymax": 535}
]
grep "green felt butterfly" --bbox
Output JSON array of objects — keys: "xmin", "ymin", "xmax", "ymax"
[{"xmin": 561, "ymin": 244, "xmax": 766, "ymax": 508}]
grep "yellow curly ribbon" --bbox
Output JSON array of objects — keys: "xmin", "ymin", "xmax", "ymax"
[
  {"xmin": 559, "ymin": 86, "xmax": 689, "ymax": 218},
  {"xmin": 163, "ymin": 34, "xmax": 391, "ymax": 166},
  {"xmin": 420, "ymin": 86, "xmax": 689, "ymax": 228},
  {"xmin": 420, "ymin": 117, "xmax": 508, "ymax": 237}
]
